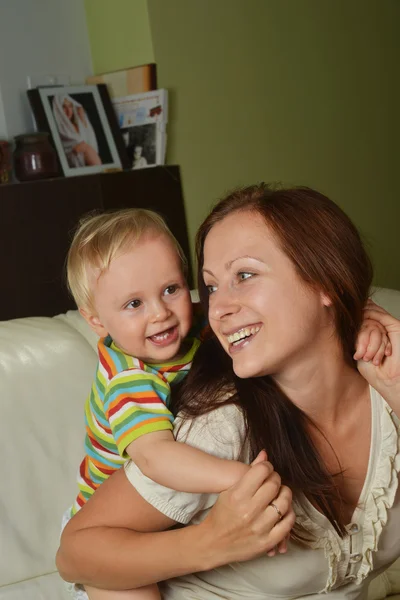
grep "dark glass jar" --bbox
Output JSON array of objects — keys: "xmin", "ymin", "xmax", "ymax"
[
  {"xmin": 13, "ymin": 132, "xmax": 60, "ymax": 182},
  {"xmin": 0, "ymin": 140, "xmax": 12, "ymax": 184}
]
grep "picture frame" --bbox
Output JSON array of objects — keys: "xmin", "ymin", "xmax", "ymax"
[
  {"xmin": 27, "ymin": 84, "xmax": 130, "ymax": 177},
  {"xmin": 113, "ymin": 89, "xmax": 168, "ymax": 170}
]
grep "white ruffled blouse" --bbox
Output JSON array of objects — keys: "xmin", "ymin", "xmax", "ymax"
[{"xmin": 125, "ymin": 387, "xmax": 400, "ymax": 599}]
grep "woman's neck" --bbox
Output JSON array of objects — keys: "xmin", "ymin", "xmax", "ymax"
[{"xmin": 273, "ymin": 340, "xmax": 369, "ymax": 427}]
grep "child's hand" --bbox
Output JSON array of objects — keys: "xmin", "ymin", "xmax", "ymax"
[
  {"xmin": 353, "ymin": 301, "xmax": 392, "ymax": 366},
  {"xmin": 356, "ymin": 301, "xmax": 400, "ymax": 411}
]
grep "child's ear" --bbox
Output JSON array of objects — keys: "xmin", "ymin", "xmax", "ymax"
[{"xmin": 79, "ymin": 308, "xmax": 108, "ymax": 338}]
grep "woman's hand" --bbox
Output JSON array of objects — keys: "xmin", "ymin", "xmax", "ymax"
[
  {"xmin": 72, "ymin": 141, "xmax": 102, "ymax": 166},
  {"xmin": 200, "ymin": 451, "xmax": 295, "ymax": 568},
  {"xmin": 357, "ymin": 301, "xmax": 400, "ymax": 413}
]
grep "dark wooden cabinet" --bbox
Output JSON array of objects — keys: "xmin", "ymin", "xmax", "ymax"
[{"xmin": 0, "ymin": 166, "xmax": 191, "ymax": 320}]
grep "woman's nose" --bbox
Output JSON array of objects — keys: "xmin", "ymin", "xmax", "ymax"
[{"xmin": 208, "ymin": 289, "xmax": 240, "ymax": 321}]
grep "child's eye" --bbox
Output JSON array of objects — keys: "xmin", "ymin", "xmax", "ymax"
[
  {"xmin": 126, "ymin": 299, "xmax": 142, "ymax": 309},
  {"xmin": 164, "ymin": 284, "xmax": 179, "ymax": 296},
  {"xmin": 238, "ymin": 271, "xmax": 254, "ymax": 281}
]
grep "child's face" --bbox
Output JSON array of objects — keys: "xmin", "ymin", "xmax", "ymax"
[{"xmin": 83, "ymin": 233, "xmax": 192, "ymax": 363}]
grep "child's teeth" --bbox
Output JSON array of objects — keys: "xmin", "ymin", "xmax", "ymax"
[{"xmin": 154, "ymin": 332, "xmax": 169, "ymax": 340}]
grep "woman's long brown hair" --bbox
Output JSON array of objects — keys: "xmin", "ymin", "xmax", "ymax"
[{"xmin": 173, "ymin": 184, "xmax": 373, "ymax": 536}]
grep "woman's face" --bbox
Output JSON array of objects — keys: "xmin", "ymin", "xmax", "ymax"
[
  {"xmin": 202, "ymin": 210, "xmax": 332, "ymax": 379},
  {"xmin": 62, "ymin": 99, "xmax": 73, "ymax": 120}
]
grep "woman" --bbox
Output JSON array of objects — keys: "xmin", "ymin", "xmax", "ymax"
[
  {"xmin": 58, "ymin": 185, "xmax": 400, "ymax": 598},
  {"xmin": 53, "ymin": 94, "xmax": 101, "ymax": 168}
]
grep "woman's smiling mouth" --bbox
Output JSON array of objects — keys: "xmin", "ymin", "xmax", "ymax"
[{"xmin": 226, "ymin": 325, "xmax": 261, "ymax": 346}]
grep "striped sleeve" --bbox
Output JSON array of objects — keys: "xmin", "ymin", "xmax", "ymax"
[{"xmin": 103, "ymin": 368, "xmax": 174, "ymax": 457}]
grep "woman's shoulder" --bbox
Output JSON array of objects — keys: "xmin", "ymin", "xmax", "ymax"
[
  {"xmin": 371, "ymin": 386, "xmax": 400, "ymax": 431},
  {"xmin": 174, "ymin": 400, "xmax": 248, "ymax": 462}
]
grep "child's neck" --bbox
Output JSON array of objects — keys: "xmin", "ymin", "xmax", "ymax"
[
  {"xmin": 172, "ymin": 338, "xmax": 191, "ymax": 362},
  {"xmin": 146, "ymin": 339, "xmax": 192, "ymax": 366}
]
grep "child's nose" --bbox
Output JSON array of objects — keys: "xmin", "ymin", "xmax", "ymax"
[{"xmin": 150, "ymin": 301, "xmax": 171, "ymax": 322}]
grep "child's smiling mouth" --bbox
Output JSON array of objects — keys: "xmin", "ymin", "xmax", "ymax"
[{"xmin": 148, "ymin": 326, "xmax": 179, "ymax": 347}]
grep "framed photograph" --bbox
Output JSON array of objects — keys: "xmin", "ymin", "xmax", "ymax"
[
  {"xmin": 113, "ymin": 89, "xmax": 168, "ymax": 170},
  {"xmin": 27, "ymin": 84, "xmax": 130, "ymax": 177}
]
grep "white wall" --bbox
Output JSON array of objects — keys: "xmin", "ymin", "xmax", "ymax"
[{"xmin": 0, "ymin": 0, "xmax": 92, "ymax": 139}]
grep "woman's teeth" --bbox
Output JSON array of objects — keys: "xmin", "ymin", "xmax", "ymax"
[{"xmin": 227, "ymin": 326, "xmax": 260, "ymax": 344}]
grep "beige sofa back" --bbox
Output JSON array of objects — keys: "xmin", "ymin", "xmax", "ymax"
[{"xmin": 0, "ymin": 311, "xmax": 97, "ymax": 600}]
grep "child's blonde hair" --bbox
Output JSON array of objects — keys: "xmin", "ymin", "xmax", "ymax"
[{"xmin": 67, "ymin": 208, "xmax": 187, "ymax": 313}]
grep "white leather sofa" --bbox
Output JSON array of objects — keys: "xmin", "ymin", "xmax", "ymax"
[{"xmin": 1, "ymin": 288, "xmax": 400, "ymax": 600}]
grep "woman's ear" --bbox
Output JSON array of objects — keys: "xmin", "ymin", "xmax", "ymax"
[
  {"xmin": 79, "ymin": 307, "xmax": 108, "ymax": 337},
  {"xmin": 320, "ymin": 291, "xmax": 333, "ymax": 308}
]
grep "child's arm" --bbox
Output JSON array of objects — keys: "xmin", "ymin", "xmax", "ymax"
[
  {"xmin": 105, "ymin": 365, "xmax": 248, "ymax": 493},
  {"xmin": 356, "ymin": 301, "xmax": 400, "ymax": 415},
  {"xmin": 126, "ymin": 431, "xmax": 249, "ymax": 493},
  {"xmin": 354, "ymin": 303, "xmax": 393, "ymax": 364}
]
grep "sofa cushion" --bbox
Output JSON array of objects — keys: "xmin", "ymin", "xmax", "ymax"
[
  {"xmin": 371, "ymin": 287, "xmax": 400, "ymax": 319},
  {"xmin": 0, "ymin": 572, "xmax": 70, "ymax": 600},
  {"xmin": 0, "ymin": 313, "xmax": 97, "ymax": 594}
]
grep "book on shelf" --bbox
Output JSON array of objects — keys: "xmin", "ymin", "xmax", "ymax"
[{"xmin": 86, "ymin": 64, "xmax": 157, "ymax": 98}]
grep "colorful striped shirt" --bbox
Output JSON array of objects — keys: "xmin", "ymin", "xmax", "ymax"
[{"xmin": 71, "ymin": 335, "xmax": 200, "ymax": 515}]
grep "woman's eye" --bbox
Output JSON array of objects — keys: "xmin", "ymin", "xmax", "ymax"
[
  {"xmin": 238, "ymin": 272, "xmax": 254, "ymax": 281},
  {"xmin": 127, "ymin": 299, "xmax": 142, "ymax": 309},
  {"xmin": 164, "ymin": 284, "xmax": 178, "ymax": 296},
  {"xmin": 206, "ymin": 284, "xmax": 217, "ymax": 295}
]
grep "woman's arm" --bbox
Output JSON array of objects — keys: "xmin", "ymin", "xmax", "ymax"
[{"xmin": 57, "ymin": 457, "xmax": 294, "ymax": 590}]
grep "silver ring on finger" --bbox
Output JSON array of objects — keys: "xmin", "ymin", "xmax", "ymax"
[{"xmin": 269, "ymin": 502, "xmax": 283, "ymax": 521}]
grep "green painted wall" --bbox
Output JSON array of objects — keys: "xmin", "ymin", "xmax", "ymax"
[
  {"xmin": 86, "ymin": 0, "xmax": 400, "ymax": 289},
  {"xmin": 84, "ymin": 0, "xmax": 154, "ymax": 74}
]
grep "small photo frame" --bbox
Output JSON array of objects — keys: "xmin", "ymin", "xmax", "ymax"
[
  {"xmin": 28, "ymin": 84, "xmax": 130, "ymax": 177},
  {"xmin": 114, "ymin": 89, "xmax": 168, "ymax": 170},
  {"xmin": 122, "ymin": 123, "xmax": 157, "ymax": 169}
]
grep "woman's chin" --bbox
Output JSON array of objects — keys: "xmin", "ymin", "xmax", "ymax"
[{"xmin": 232, "ymin": 359, "xmax": 265, "ymax": 379}]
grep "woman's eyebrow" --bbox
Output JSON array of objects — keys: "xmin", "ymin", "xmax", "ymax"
[
  {"xmin": 226, "ymin": 255, "xmax": 265, "ymax": 269},
  {"xmin": 203, "ymin": 255, "xmax": 265, "ymax": 277}
]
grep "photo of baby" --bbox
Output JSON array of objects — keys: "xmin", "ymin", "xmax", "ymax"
[{"xmin": 121, "ymin": 122, "xmax": 157, "ymax": 169}]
